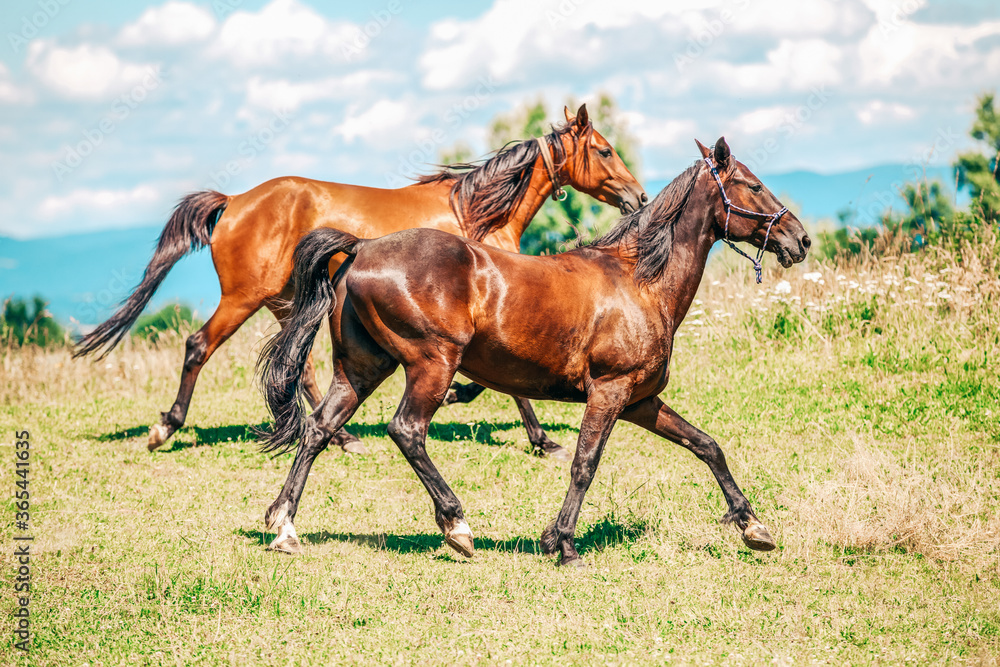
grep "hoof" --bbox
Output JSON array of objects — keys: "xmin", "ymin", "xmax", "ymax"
[
  {"xmin": 341, "ymin": 439, "xmax": 369, "ymax": 456},
  {"xmin": 268, "ymin": 535, "xmax": 303, "ymax": 555},
  {"xmin": 741, "ymin": 521, "xmax": 777, "ymax": 552},
  {"xmin": 266, "ymin": 510, "xmax": 302, "ymax": 554},
  {"xmin": 542, "ymin": 446, "xmax": 573, "ymax": 463},
  {"xmin": 332, "ymin": 429, "xmax": 369, "ymax": 455},
  {"xmin": 444, "ymin": 522, "xmax": 474, "ymax": 558},
  {"xmin": 147, "ymin": 423, "xmax": 170, "ymax": 451},
  {"xmin": 442, "ymin": 389, "xmax": 459, "ymax": 406},
  {"xmin": 558, "ymin": 555, "xmax": 586, "ymax": 569}
]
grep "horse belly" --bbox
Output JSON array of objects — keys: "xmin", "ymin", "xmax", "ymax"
[{"xmin": 458, "ymin": 333, "xmax": 589, "ymax": 403}]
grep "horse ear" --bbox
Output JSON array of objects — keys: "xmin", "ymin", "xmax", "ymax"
[
  {"xmin": 695, "ymin": 139, "xmax": 711, "ymax": 159},
  {"xmin": 564, "ymin": 105, "xmax": 573, "ymax": 123},
  {"xmin": 575, "ymin": 103, "xmax": 589, "ymax": 128},
  {"xmin": 713, "ymin": 136, "xmax": 731, "ymax": 167}
]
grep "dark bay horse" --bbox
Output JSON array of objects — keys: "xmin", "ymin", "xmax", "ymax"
[
  {"xmin": 74, "ymin": 105, "xmax": 646, "ymax": 455},
  {"xmin": 257, "ymin": 137, "xmax": 811, "ymax": 566}
]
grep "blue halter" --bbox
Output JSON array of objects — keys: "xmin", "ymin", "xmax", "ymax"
[{"xmin": 703, "ymin": 156, "xmax": 788, "ymax": 284}]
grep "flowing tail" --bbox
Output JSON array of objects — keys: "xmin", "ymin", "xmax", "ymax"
[
  {"xmin": 73, "ymin": 190, "xmax": 228, "ymax": 359},
  {"xmin": 257, "ymin": 228, "xmax": 363, "ymax": 454}
]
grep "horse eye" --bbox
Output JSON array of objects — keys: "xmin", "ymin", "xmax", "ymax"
[
  {"xmin": 598, "ymin": 148, "xmax": 612, "ymax": 158},
  {"xmin": 749, "ymin": 183, "xmax": 762, "ymax": 193}
]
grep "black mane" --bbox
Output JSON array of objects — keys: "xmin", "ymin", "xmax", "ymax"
[
  {"xmin": 590, "ymin": 161, "xmax": 701, "ymax": 286},
  {"xmin": 416, "ymin": 119, "xmax": 591, "ymax": 241}
]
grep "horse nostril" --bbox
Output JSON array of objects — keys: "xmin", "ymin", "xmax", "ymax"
[
  {"xmin": 802, "ymin": 235, "xmax": 812, "ymax": 250},
  {"xmin": 640, "ymin": 192, "xmax": 649, "ymax": 204}
]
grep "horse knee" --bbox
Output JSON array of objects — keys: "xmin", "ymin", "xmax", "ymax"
[
  {"xmin": 387, "ymin": 418, "xmax": 423, "ymax": 457},
  {"xmin": 686, "ymin": 435, "xmax": 726, "ymax": 466},
  {"xmin": 300, "ymin": 416, "xmax": 335, "ymax": 452},
  {"xmin": 183, "ymin": 331, "xmax": 208, "ymax": 371}
]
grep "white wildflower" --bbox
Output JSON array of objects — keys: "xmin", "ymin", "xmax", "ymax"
[
  {"xmin": 774, "ymin": 280, "xmax": 792, "ymax": 294},
  {"xmin": 803, "ymin": 272, "xmax": 822, "ymax": 283}
]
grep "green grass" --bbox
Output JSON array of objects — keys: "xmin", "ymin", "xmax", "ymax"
[{"xmin": 2, "ymin": 239, "xmax": 999, "ymax": 665}]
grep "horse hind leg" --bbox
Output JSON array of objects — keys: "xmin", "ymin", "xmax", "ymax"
[
  {"xmin": 620, "ymin": 397, "xmax": 776, "ymax": 552},
  {"xmin": 388, "ymin": 358, "xmax": 474, "ymax": 558},
  {"xmin": 265, "ymin": 350, "xmax": 397, "ymax": 554},
  {"xmin": 148, "ymin": 295, "xmax": 258, "ymax": 451},
  {"xmin": 267, "ymin": 300, "xmax": 369, "ymax": 456},
  {"xmin": 442, "ymin": 380, "xmax": 487, "ymax": 405},
  {"xmin": 513, "ymin": 397, "xmax": 571, "ymax": 462}
]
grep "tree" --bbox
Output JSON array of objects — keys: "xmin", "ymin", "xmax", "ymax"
[
  {"xmin": 133, "ymin": 303, "xmax": 202, "ymax": 341},
  {"xmin": 441, "ymin": 93, "xmax": 642, "ymax": 255},
  {"xmin": 1, "ymin": 295, "xmax": 65, "ymax": 347},
  {"xmin": 954, "ymin": 92, "xmax": 1000, "ymax": 223},
  {"xmin": 898, "ymin": 181, "xmax": 955, "ymax": 246}
]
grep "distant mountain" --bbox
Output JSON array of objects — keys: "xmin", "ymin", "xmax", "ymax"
[
  {"xmin": 0, "ymin": 163, "xmax": 968, "ymax": 327},
  {"xmin": 0, "ymin": 226, "xmax": 219, "ymax": 329}
]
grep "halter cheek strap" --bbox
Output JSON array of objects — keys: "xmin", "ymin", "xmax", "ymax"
[
  {"xmin": 536, "ymin": 136, "xmax": 568, "ymax": 202},
  {"xmin": 703, "ymin": 156, "xmax": 788, "ymax": 284}
]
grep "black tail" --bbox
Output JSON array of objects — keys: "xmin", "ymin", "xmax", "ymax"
[
  {"xmin": 73, "ymin": 190, "xmax": 228, "ymax": 359},
  {"xmin": 256, "ymin": 228, "xmax": 363, "ymax": 454}
]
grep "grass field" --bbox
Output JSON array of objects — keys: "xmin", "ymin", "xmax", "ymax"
[{"xmin": 3, "ymin": 232, "xmax": 1000, "ymax": 665}]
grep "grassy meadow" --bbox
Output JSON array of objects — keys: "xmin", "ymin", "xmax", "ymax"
[{"xmin": 2, "ymin": 229, "xmax": 999, "ymax": 665}]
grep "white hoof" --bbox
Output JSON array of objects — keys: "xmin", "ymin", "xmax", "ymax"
[
  {"xmin": 268, "ymin": 521, "xmax": 302, "ymax": 555},
  {"xmin": 444, "ymin": 521, "xmax": 474, "ymax": 558},
  {"xmin": 147, "ymin": 424, "xmax": 169, "ymax": 451}
]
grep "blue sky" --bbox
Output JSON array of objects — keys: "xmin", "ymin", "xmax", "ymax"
[{"xmin": 1, "ymin": 0, "xmax": 998, "ymax": 239}]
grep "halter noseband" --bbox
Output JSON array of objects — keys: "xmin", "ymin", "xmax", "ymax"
[
  {"xmin": 536, "ymin": 136, "xmax": 568, "ymax": 202},
  {"xmin": 703, "ymin": 155, "xmax": 787, "ymax": 284}
]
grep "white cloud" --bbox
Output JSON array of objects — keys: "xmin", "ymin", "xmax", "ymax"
[
  {"xmin": 117, "ymin": 1, "xmax": 216, "ymax": 46},
  {"xmin": 27, "ymin": 41, "xmax": 155, "ymax": 100},
  {"xmin": 735, "ymin": 105, "xmax": 797, "ymax": 135},
  {"xmin": 244, "ymin": 70, "xmax": 402, "ymax": 111},
  {"xmin": 857, "ymin": 19, "xmax": 1000, "ymax": 88},
  {"xmin": 37, "ymin": 184, "xmax": 161, "ymax": 220},
  {"xmin": 211, "ymin": 0, "xmax": 358, "ymax": 68},
  {"xmin": 335, "ymin": 99, "xmax": 415, "ymax": 146},
  {"xmin": 621, "ymin": 112, "xmax": 697, "ymax": 148},
  {"xmin": 856, "ymin": 100, "xmax": 916, "ymax": 125},
  {"xmin": 705, "ymin": 39, "xmax": 844, "ymax": 95},
  {"xmin": 0, "ymin": 63, "xmax": 34, "ymax": 105},
  {"xmin": 419, "ymin": 0, "xmax": 864, "ymax": 91}
]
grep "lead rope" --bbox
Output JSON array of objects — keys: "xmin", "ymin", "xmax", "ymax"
[
  {"xmin": 703, "ymin": 156, "xmax": 787, "ymax": 284},
  {"xmin": 536, "ymin": 136, "xmax": 567, "ymax": 202}
]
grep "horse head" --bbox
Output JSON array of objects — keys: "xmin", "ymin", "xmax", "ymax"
[
  {"xmin": 559, "ymin": 104, "xmax": 647, "ymax": 214},
  {"xmin": 696, "ymin": 137, "xmax": 811, "ymax": 268}
]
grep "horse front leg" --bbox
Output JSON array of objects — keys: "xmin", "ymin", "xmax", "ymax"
[
  {"xmin": 443, "ymin": 382, "xmax": 570, "ymax": 462},
  {"xmin": 541, "ymin": 382, "xmax": 632, "ymax": 567},
  {"xmin": 620, "ymin": 396, "xmax": 776, "ymax": 551}
]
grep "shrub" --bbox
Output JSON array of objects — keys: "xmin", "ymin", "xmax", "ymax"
[
  {"xmin": 1, "ymin": 295, "xmax": 65, "ymax": 347},
  {"xmin": 133, "ymin": 303, "xmax": 202, "ymax": 341}
]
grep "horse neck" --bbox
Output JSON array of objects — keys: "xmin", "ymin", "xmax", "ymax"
[
  {"xmin": 651, "ymin": 191, "xmax": 718, "ymax": 333},
  {"xmin": 487, "ymin": 152, "xmax": 558, "ymax": 249}
]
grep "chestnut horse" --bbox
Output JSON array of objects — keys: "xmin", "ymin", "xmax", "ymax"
[
  {"xmin": 257, "ymin": 137, "xmax": 811, "ymax": 566},
  {"xmin": 74, "ymin": 105, "xmax": 646, "ymax": 455}
]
